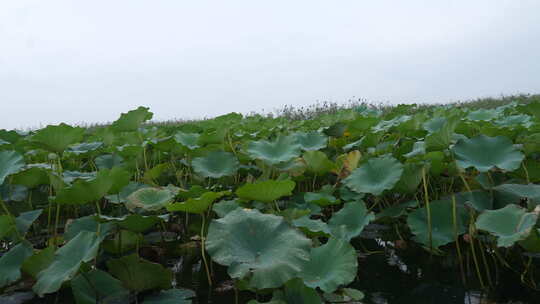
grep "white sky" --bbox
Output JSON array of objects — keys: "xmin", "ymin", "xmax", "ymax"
[{"xmin": 1, "ymin": 1, "xmax": 539, "ymax": 130}]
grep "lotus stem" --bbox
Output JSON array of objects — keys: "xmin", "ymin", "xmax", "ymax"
[
  {"xmin": 421, "ymin": 168, "xmax": 433, "ymax": 253},
  {"xmin": 452, "ymin": 195, "xmax": 467, "ymax": 286},
  {"xmin": 200, "ymin": 214, "xmax": 213, "ymax": 286}
]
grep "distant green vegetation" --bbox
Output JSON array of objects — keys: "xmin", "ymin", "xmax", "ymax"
[{"xmin": 1, "ymin": 94, "xmax": 540, "ymax": 303}]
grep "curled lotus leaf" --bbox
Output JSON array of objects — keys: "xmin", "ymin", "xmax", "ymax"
[
  {"xmin": 452, "ymin": 135, "xmax": 524, "ymax": 172},
  {"xmin": 236, "ymin": 179, "xmax": 295, "ymax": 203},
  {"xmin": 205, "ymin": 208, "xmax": 311, "ymax": 289},
  {"xmin": 343, "ymin": 157, "xmax": 403, "ymax": 195},
  {"xmin": 299, "ymin": 238, "xmax": 357, "ymax": 293},
  {"xmin": 475, "ymin": 204, "xmax": 538, "ymax": 247},
  {"xmin": 294, "ymin": 132, "xmax": 327, "ymax": 151},
  {"xmin": 192, "ymin": 151, "xmax": 239, "ymax": 178},
  {"xmin": 0, "ymin": 151, "xmax": 25, "ymax": 185},
  {"xmin": 111, "ymin": 106, "xmax": 153, "ymax": 132},
  {"xmin": 66, "ymin": 142, "xmax": 103, "ymax": 155},
  {"xmin": 247, "ymin": 135, "xmax": 301, "ymax": 165}
]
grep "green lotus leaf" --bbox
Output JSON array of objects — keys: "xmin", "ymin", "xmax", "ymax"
[
  {"xmin": 372, "ymin": 115, "xmax": 411, "ymax": 132},
  {"xmin": 343, "ymin": 157, "xmax": 403, "ymax": 195},
  {"xmin": 376, "ymin": 200, "xmax": 418, "ymax": 220},
  {"xmin": 0, "ymin": 184, "xmax": 28, "ymax": 202},
  {"xmin": 492, "ymin": 184, "xmax": 540, "ymax": 208},
  {"xmin": 271, "ymin": 278, "xmax": 322, "ymax": 304},
  {"xmin": 22, "ymin": 246, "xmax": 55, "ymax": 279},
  {"xmin": 0, "ymin": 241, "xmax": 33, "ymax": 288},
  {"xmin": 328, "ymin": 201, "xmax": 375, "ymax": 241},
  {"xmin": 98, "ymin": 214, "xmax": 162, "ymax": 233},
  {"xmin": 466, "ymin": 109, "xmax": 499, "ymax": 121},
  {"xmin": 106, "ymin": 181, "xmax": 150, "ymax": 204},
  {"xmin": 294, "ymin": 132, "xmax": 327, "ymax": 151},
  {"xmin": 95, "ymin": 154, "xmax": 124, "ymax": 169},
  {"xmin": 496, "ymin": 114, "xmax": 533, "ymax": 128},
  {"xmin": 62, "ymin": 170, "xmax": 96, "ymax": 184},
  {"xmin": 0, "ymin": 215, "xmax": 14, "ymax": 240},
  {"xmin": 407, "ymin": 200, "xmax": 469, "ymax": 251},
  {"xmin": 304, "ymin": 192, "xmax": 340, "ymax": 206},
  {"xmin": 423, "ymin": 117, "xmax": 447, "ymax": 133},
  {"xmin": 55, "ymin": 168, "xmax": 131, "ymax": 205},
  {"xmin": 323, "ymin": 122, "xmax": 347, "ymax": 137},
  {"xmin": 177, "ymin": 185, "xmax": 208, "ymax": 200},
  {"xmin": 66, "ymin": 142, "xmax": 103, "ymax": 155},
  {"xmin": 143, "ymin": 289, "xmax": 196, "ymax": 304},
  {"xmin": 126, "ymin": 187, "xmax": 175, "ymax": 211},
  {"xmin": 0, "ymin": 151, "xmax": 25, "ymax": 185},
  {"xmin": 404, "ymin": 141, "xmax": 425, "ymax": 158},
  {"xmin": 475, "ymin": 204, "xmax": 538, "ymax": 247},
  {"xmin": 71, "ymin": 269, "xmax": 129, "ymax": 304},
  {"xmin": 166, "ymin": 191, "xmax": 229, "ymax": 214},
  {"xmin": 205, "ymin": 208, "xmax": 311, "ymax": 289},
  {"xmin": 247, "ymin": 135, "xmax": 301, "ymax": 165},
  {"xmin": 64, "ymin": 216, "xmax": 114, "ymax": 241},
  {"xmin": 212, "ymin": 199, "xmax": 241, "ymax": 217},
  {"xmin": 15, "ymin": 209, "xmax": 42, "ymax": 238},
  {"xmin": 33, "ymin": 231, "xmax": 104, "ymax": 296},
  {"xmin": 343, "ymin": 137, "xmax": 365, "ymax": 152},
  {"xmin": 107, "ymin": 254, "xmax": 173, "ymax": 292},
  {"xmin": 236, "ymin": 179, "xmax": 295, "ymax": 203},
  {"xmin": 143, "ymin": 163, "xmax": 170, "ymax": 184},
  {"xmin": 192, "ymin": 151, "xmax": 239, "ymax": 178},
  {"xmin": 424, "ymin": 117, "xmax": 458, "ymax": 151},
  {"xmin": 103, "ymin": 230, "xmax": 143, "ymax": 254},
  {"xmin": 450, "ymin": 190, "xmax": 492, "ymax": 212},
  {"xmin": 174, "ymin": 132, "xmax": 200, "ymax": 150},
  {"xmin": 452, "ymin": 135, "xmax": 524, "ymax": 172},
  {"xmin": 299, "ymin": 238, "xmax": 357, "ymax": 293},
  {"xmin": 11, "ymin": 165, "xmax": 51, "ymax": 188},
  {"xmin": 28, "ymin": 123, "xmax": 85, "ymax": 153},
  {"xmin": 302, "ymin": 151, "xmax": 335, "ymax": 175},
  {"xmin": 394, "ymin": 163, "xmax": 423, "ymax": 194},
  {"xmin": 292, "ymin": 216, "xmax": 331, "ymax": 236},
  {"xmin": 111, "ymin": 106, "xmax": 153, "ymax": 132}
]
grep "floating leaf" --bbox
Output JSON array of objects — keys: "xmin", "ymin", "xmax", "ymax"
[
  {"xmin": 452, "ymin": 135, "xmax": 524, "ymax": 172},
  {"xmin": 475, "ymin": 204, "xmax": 538, "ymax": 247},
  {"xmin": 192, "ymin": 151, "xmax": 239, "ymax": 178},
  {"xmin": 206, "ymin": 208, "xmax": 311, "ymax": 289},
  {"xmin": 236, "ymin": 179, "xmax": 295, "ymax": 203},
  {"xmin": 343, "ymin": 157, "xmax": 403, "ymax": 195}
]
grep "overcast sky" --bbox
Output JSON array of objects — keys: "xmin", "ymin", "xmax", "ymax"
[{"xmin": 1, "ymin": 1, "xmax": 539, "ymax": 130}]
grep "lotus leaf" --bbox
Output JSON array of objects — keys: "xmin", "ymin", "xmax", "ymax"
[
  {"xmin": 0, "ymin": 241, "xmax": 33, "ymax": 288},
  {"xmin": 166, "ymin": 191, "xmax": 229, "ymax": 214},
  {"xmin": 107, "ymin": 254, "xmax": 172, "ymax": 292},
  {"xmin": 174, "ymin": 132, "xmax": 200, "ymax": 150},
  {"xmin": 95, "ymin": 154, "xmax": 124, "ymax": 169},
  {"xmin": 394, "ymin": 163, "xmax": 424, "ymax": 194},
  {"xmin": 299, "ymin": 238, "xmax": 357, "ymax": 293},
  {"xmin": 451, "ymin": 190, "xmax": 493, "ymax": 212},
  {"xmin": 143, "ymin": 289, "xmax": 196, "ymax": 304},
  {"xmin": 15, "ymin": 209, "xmax": 42, "ymax": 238},
  {"xmin": 493, "ymin": 183, "xmax": 540, "ymax": 207},
  {"xmin": 247, "ymin": 135, "xmax": 301, "ymax": 165},
  {"xmin": 205, "ymin": 208, "xmax": 311, "ymax": 289},
  {"xmin": 212, "ymin": 199, "xmax": 241, "ymax": 217},
  {"xmin": 64, "ymin": 216, "xmax": 114, "ymax": 241},
  {"xmin": 271, "ymin": 279, "xmax": 322, "ymax": 304},
  {"xmin": 11, "ymin": 165, "xmax": 50, "ymax": 188},
  {"xmin": 55, "ymin": 168, "xmax": 131, "ymax": 205},
  {"xmin": 71, "ymin": 269, "xmax": 129, "ymax": 304},
  {"xmin": 452, "ymin": 135, "xmax": 524, "ymax": 172},
  {"xmin": 328, "ymin": 200, "xmax": 375, "ymax": 241},
  {"xmin": 343, "ymin": 137, "xmax": 365, "ymax": 151},
  {"xmin": 98, "ymin": 214, "xmax": 162, "ymax": 233},
  {"xmin": 407, "ymin": 200, "xmax": 469, "ymax": 250},
  {"xmin": 304, "ymin": 192, "xmax": 339, "ymax": 206},
  {"xmin": 376, "ymin": 200, "xmax": 418, "ymax": 219},
  {"xmin": 126, "ymin": 187, "xmax": 175, "ymax": 211},
  {"xmin": 292, "ymin": 216, "xmax": 331, "ymax": 236},
  {"xmin": 404, "ymin": 141, "xmax": 426, "ymax": 158},
  {"xmin": 28, "ymin": 123, "xmax": 85, "ymax": 153},
  {"xmin": 192, "ymin": 151, "xmax": 239, "ymax": 178},
  {"xmin": 236, "ymin": 179, "xmax": 295, "ymax": 203},
  {"xmin": 0, "ymin": 151, "xmax": 25, "ymax": 185},
  {"xmin": 466, "ymin": 109, "xmax": 499, "ymax": 121},
  {"xmin": 475, "ymin": 204, "xmax": 538, "ymax": 247},
  {"xmin": 0, "ymin": 184, "xmax": 28, "ymax": 202},
  {"xmin": 294, "ymin": 132, "xmax": 327, "ymax": 151},
  {"xmin": 33, "ymin": 231, "xmax": 104, "ymax": 296},
  {"xmin": 111, "ymin": 106, "xmax": 153, "ymax": 132},
  {"xmin": 343, "ymin": 156, "xmax": 403, "ymax": 195},
  {"xmin": 21, "ymin": 247, "xmax": 55, "ymax": 279},
  {"xmin": 302, "ymin": 151, "xmax": 335, "ymax": 175},
  {"xmin": 66, "ymin": 142, "xmax": 103, "ymax": 155},
  {"xmin": 106, "ymin": 181, "xmax": 149, "ymax": 204}
]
